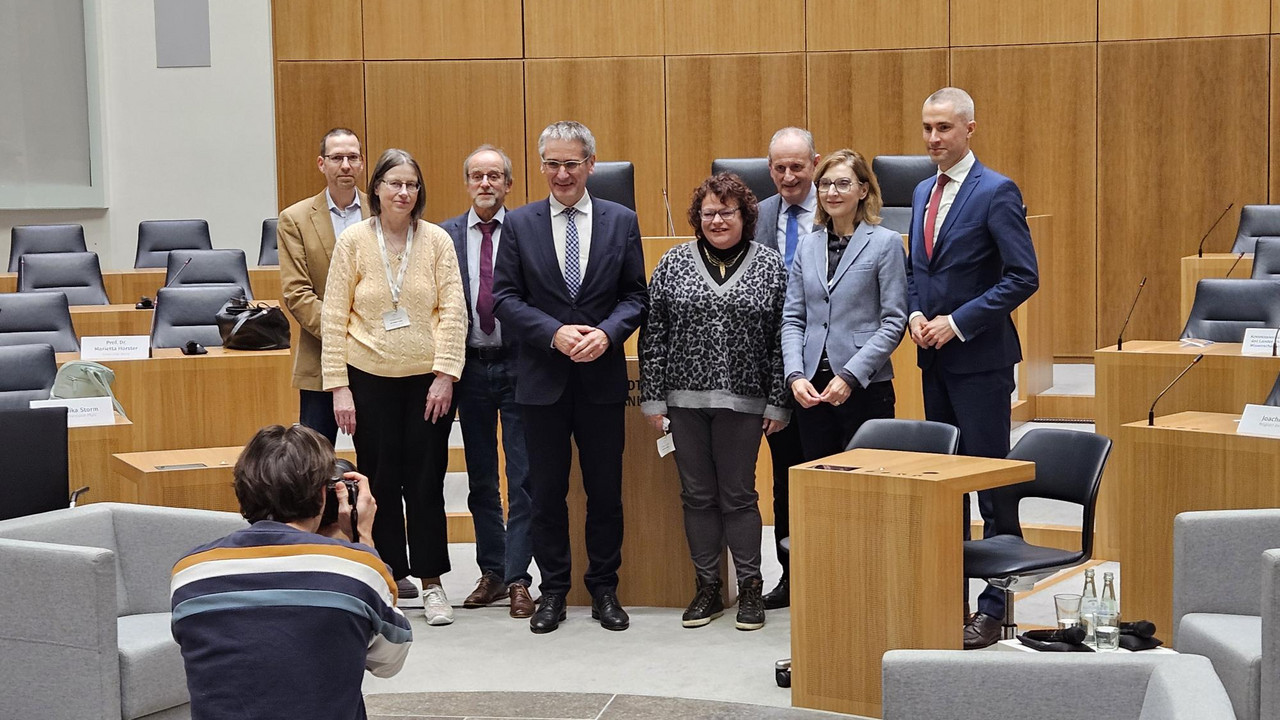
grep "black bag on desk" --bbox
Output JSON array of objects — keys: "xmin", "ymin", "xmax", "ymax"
[{"xmin": 216, "ymin": 296, "xmax": 290, "ymax": 350}]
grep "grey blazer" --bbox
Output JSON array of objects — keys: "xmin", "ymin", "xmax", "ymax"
[{"xmin": 781, "ymin": 222, "xmax": 908, "ymax": 387}]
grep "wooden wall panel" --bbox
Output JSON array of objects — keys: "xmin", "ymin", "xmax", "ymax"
[
  {"xmin": 950, "ymin": 0, "xmax": 1096, "ymax": 46},
  {"xmin": 272, "ymin": 0, "xmax": 363, "ymax": 60},
  {"xmin": 1098, "ymin": 37, "xmax": 1269, "ymax": 342},
  {"xmin": 273, "ymin": 62, "xmax": 366, "ymax": 212},
  {"xmin": 364, "ymin": 61, "xmax": 527, "ymax": 223},
  {"xmin": 362, "ymin": 0, "xmax": 523, "ymax": 59},
  {"xmin": 1273, "ymin": 36, "xmax": 1280, "ymax": 203},
  {"xmin": 807, "ymin": 50, "xmax": 948, "ymax": 160},
  {"xmin": 524, "ymin": 0, "xmax": 664, "ymax": 57},
  {"xmin": 664, "ymin": 0, "xmax": 805, "ymax": 55},
  {"xmin": 665, "ymin": 54, "xmax": 808, "ymax": 224},
  {"xmin": 524, "ymin": 58, "xmax": 669, "ymax": 236},
  {"xmin": 1099, "ymin": 0, "xmax": 1271, "ymax": 40},
  {"xmin": 807, "ymin": 0, "xmax": 948, "ymax": 51},
  {"xmin": 953, "ymin": 44, "xmax": 1097, "ymax": 358}
]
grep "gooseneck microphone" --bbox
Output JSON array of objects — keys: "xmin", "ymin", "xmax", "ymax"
[
  {"xmin": 662, "ymin": 188, "xmax": 675, "ymax": 236},
  {"xmin": 1197, "ymin": 203, "xmax": 1234, "ymax": 258},
  {"xmin": 164, "ymin": 257, "xmax": 193, "ymax": 288},
  {"xmin": 1149, "ymin": 354, "xmax": 1203, "ymax": 425},
  {"xmin": 1225, "ymin": 252, "xmax": 1247, "ymax": 278},
  {"xmin": 1116, "ymin": 276, "xmax": 1147, "ymax": 350}
]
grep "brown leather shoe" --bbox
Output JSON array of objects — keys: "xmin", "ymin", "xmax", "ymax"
[
  {"xmin": 963, "ymin": 612, "xmax": 1003, "ymax": 650},
  {"xmin": 509, "ymin": 583, "xmax": 535, "ymax": 618},
  {"xmin": 463, "ymin": 574, "xmax": 506, "ymax": 608}
]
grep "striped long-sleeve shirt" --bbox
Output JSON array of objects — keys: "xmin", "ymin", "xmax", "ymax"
[{"xmin": 171, "ymin": 521, "xmax": 413, "ymax": 720}]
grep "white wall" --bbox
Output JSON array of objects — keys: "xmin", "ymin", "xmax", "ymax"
[{"xmin": 0, "ymin": 0, "xmax": 276, "ymax": 271}]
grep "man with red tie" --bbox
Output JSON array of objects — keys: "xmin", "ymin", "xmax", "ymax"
[
  {"xmin": 440, "ymin": 145, "xmax": 537, "ymax": 620},
  {"xmin": 905, "ymin": 87, "xmax": 1039, "ymax": 649}
]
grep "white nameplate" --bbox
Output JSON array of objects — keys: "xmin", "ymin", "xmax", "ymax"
[
  {"xmin": 1240, "ymin": 328, "xmax": 1280, "ymax": 356},
  {"xmin": 1237, "ymin": 403, "xmax": 1280, "ymax": 438},
  {"xmin": 656, "ymin": 433, "xmax": 676, "ymax": 458},
  {"xmin": 29, "ymin": 397, "xmax": 115, "ymax": 427},
  {"xmin": 80, "ymin": 336, "xmax": 151, "ymax": 360}
]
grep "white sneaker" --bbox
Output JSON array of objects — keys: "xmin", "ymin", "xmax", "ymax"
[{"xmin": 423, "ymin": 584, "xmax": 454, "ymax": 626}]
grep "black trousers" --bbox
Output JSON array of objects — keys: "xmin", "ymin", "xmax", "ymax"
[
  {"xmin": 765, "ymin": 414, "xmax": 804, "ymax": 574},
  {"xmin": 521, "ymin": 383, "xmax": 625, "ymax": 598},
  {"xmin": 348, "ymin": 366, "xmax": 453, "ymax": 580},
  {"xmin": 796, "ymin": 367, "xmax": 896, "ymax": 461}
]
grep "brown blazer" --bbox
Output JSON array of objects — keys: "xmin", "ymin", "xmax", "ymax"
[{"xmin": 277, "ymin": 189, "xmax": 368, "ymax": 391}]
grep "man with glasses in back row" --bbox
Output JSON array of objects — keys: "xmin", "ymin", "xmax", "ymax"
[{"xmin": 493, "ymin": 121, "xmax": 648, "ymax": 634}]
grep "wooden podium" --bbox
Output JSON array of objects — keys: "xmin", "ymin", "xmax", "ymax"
[
  {"xmin": 788, "ymin": 448, "xmax": 1034, "ymax": 717},
  {"xmin": 1117, "ymin": 411, "xmax": 1280, "ymax": 639}
]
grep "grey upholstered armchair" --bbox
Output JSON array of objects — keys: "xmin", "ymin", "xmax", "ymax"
[
  {"xmin": 0, "ymin": 503, "xmax": 247, "ymax": 719},
  {"xmin": 1174, "ymin": 509, "xmax": 1280, "ymax": 720}
]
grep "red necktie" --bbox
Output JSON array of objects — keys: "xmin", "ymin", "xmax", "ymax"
[
  {"xmin": 477, "ymin": 220, "xmax": 497, "ymax": 334},
  {"xmin": 924, "ymin": 174, "xmax": 951, "ymax": 260}
]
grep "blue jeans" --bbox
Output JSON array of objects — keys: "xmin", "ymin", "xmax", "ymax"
[
  {"xmin": 455, "ymin": 356, "xmax": 534, "ymax": 586},
  {"xmin": 299, "ymin": 389, "xmax": 338, "ymax": 447}
]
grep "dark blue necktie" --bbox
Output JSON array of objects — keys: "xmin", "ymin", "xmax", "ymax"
[{"xmin": 784, "ymin": 204, "xmax": 801, "ymax": 270}]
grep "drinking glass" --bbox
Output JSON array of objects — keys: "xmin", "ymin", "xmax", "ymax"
[
  {"xmin": 1095, "ymin": 611, "xmax": 1121, "ymax": 651},
  {"xmin": 1054, "ymin": 594, "xmax": 1082, "ymax": 630}
]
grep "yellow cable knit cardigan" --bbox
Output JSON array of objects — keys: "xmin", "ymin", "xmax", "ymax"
[{"xmin": 321, "ymin": 217, "xmax": 466, "ymax": 389}]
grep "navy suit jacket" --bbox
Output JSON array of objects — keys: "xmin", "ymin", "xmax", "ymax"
[
  {"xmin": 492, "ymin": 196, "xmax": 648, "ymax": 405},
  {"xmin": 905, "ymin": 157, "xmax": 1038, "ymax": 374}
]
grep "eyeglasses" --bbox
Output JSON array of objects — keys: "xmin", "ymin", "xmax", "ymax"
[
  {"xmin": 324, "ymin": 154, "xmax": 362, "ymax": 165},
  {"xmin": 818, "ymin": 178, "xmax": 862, "ymax": 193},
  {"xmin": 382, "ymin": 180, "xmax": 420, "ymax": 193},
  {"xmin": 468, "ymin": 171, "xmax": 506, "ymax": 184},
  {"xmin": 700, "ymin": 207, "xmax": 740, "ymax": 221},
  {"xmin": 541, "ymin": 158, "xmax": 590, "ymax": 172}
]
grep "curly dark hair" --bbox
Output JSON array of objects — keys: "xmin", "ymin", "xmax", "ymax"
[
  {"xmin": 233, "ymin": 424, "xmax": 334, "ymax": 524},
  {"xmin": 687, "ymin": 172, "xmax": 759, "ymax": 243}
]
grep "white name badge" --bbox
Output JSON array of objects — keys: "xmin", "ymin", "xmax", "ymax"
[
  {"xmin": 382, "ymin": 307, "xmax": 410, "ymax": 331},
  {"xmin": 80, "ymin": 336, "xmax": 151, "ymax": 361},
  {"xmin": 1237, "ymin": 403, "xmax": 1280, "ymax": 438},
  {"xmin": 1241, "ymin": 328, "xmax": 1280, "ymax": 356},
  {"xmin": 29, "ymin": 397, "xmax": 115, "ymax": 427},
  {"xmin": 656, "ymin": 433, "xmax": 676, "ymax": 457}
]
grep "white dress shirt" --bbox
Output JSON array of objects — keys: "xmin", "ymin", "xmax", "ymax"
[
  {"xmin": 465, "ymin": 206, "xmax": 506, "ymax": 347},
  {"xmin": 548, "ymin": 192, "xmax": 594, "ymax": 286},
  {"xmin": 774, "ymin": 184, "xmax": 819, "ymax": 246}
]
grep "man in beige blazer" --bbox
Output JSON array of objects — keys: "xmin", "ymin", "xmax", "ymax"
[{"xmin": 278, "ymin": 128, "xmax": 369, "ymax": 447}]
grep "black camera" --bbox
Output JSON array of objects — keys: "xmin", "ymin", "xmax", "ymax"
[{"xmin": 322, "ymin": 458, "xmax": 359, "ymax": 541}]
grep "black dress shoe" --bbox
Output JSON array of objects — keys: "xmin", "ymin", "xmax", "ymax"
[
  {"xmin": 591, "ymin": 590, "xmax": 630, "ymax": 631},
  {"xmin": 963, "ymin": 612, "xmax": 1003, "ymax": 650},
  {"xmin": 762, "ymin": 576, "xmax": 790, "ymax": 610},
  {"xmin": 530, "ymin": 593, "xmax": 566, "ymax": 634}
]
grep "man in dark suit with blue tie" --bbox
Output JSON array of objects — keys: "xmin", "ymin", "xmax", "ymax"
[
  {"xmin": 905, "ymin": 87, "xmax": 1039, "ymax": 649},
  {"xmin": 493, "ymin": 121, "xmax": 648, "ymax": 634}
]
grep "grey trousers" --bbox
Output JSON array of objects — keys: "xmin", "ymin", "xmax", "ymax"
[{"xmin": 667, "ymin": 406, "xmax": 764, "ymax": 584}]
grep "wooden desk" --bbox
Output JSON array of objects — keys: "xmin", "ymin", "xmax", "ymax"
[
  {"xmin": 1094, "ymin": 340, "xmax": 1280, "ymax": 559},
  {"xmin": 1117, "ymin": 411, "xmax": 1280, "ymax": 638},
  {"xmin": 69, "ymin": 414, "xmax": 134, "ymax": 505},
  {"xmin": 1181, "ymin": 253, "xmax": 1253, "ymax": 323},
  {"xmin": 788, "ymin": 448, "xmax": 1035, "ymax": 717},
  {"xmin": 69, "ymin": 304, "xmax": 153, "ymax": 339}
]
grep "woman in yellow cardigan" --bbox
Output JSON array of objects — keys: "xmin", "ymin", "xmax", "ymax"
[{"xmin": 322, "ymin": 148, "xmax": 467, "ymax": 626}]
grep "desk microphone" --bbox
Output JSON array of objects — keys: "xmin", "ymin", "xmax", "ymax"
[
  {"xmin": 138, "ymin": 257, "xmax": 193, "ymax": 309},
  {"xmin": 1148, "ymin": 354, "xmax": 1203, "ymax": 425},
  {"xmin": 1272, "ymin": 327, "xmax": 1278, "ymax": 357},
  {"xmin": 1196, "ymin": 202, "xmax": 1234, "ymax": 258},
  {"xmin": 662, "ymin": 188, "xmax": 675, "ymax": 236},
  {"xmin": 1115, "ymin": 276, "xmax": 1147, "ymax": 350},
  {"xmin": 1224, "ymin": 251, "xmax": 1246, "ymax": 278}
]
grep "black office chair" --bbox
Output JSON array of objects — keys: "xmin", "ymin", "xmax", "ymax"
[
  {"xmin": 0, "ymin": 407, "xmax": 85, "ymax": 520},
  {"xmin": 17, "ymin": 252, "xmax": 110, "ymax": 305},
  {"xmin": 164, "ymin": 249, "xmax": 254, "ymax": 300},
  {"xmin": 963, "ymin": 428, "xmax": 1112, "ymax": 639},
  {"xmin": 1250, "ymin": 237, "xmax": 1280, "ymax": 280},
  {"xmin": 135, "ymin": 219, "xmax": 213, "ymax": 268},
  {"xmin": 0, "ymin": 292, "xmax": 79, "ymax": 353},
  {"xmin": 0, "ymin": 344, "xmax": 57, "ymax": 411},
  {"xmin": 258, "ymin": 218, "xmax": 279, "ymax": 266},
  {"xmin": 873, "ymin": 155, "xmax": 936, "ymax": 235},
  {"xmin": 1268, "ymin": 373, "xmax": 1280, "ymax": 406},
  {"xmin": 586, "ymin": 161, "xmax": 636, "ymax": 211},
  {"xmin": 1180, "ymin": 278, "xmax": 1280, "ymax": 343},
  {"xmin": 9, "ymin": 224, "xmax": 88, "ymax": 272},
  {"xmin": 150, "ymin": 284, "xmax": 244, "ymax": 349},
  {"xmin": 711, "ymin": 158, "xmax": 775, "ymax": 203},
  {"xmin": 1231, "ymin": 205, "xmax": 1280, "ymax": 254}
]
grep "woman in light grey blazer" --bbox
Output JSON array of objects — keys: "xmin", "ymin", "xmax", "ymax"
[{"xmin": 781, "ymin": 149, "xmax": 908, "ymax": 461}]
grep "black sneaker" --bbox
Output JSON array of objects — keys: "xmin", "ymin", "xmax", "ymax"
[
  {"xmin": 681, "ymin": 577, "xmax": 724, "ymax": 628},
  {"xmin": 736, "ymin": 577, "xmax": 765, "ymax": 631},
  {"xmin": 762, "ymin": 575, "xmax": 789, "ymax": 609}
]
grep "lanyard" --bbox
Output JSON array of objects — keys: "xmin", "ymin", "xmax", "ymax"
[{"xmin": 375, "ymin": 217, "xmax": 415, "ymax": 308}]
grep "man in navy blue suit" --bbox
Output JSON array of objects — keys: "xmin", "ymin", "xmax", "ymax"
[
  {"xmin": 905, "ymin": 87, "xmax": 1039, "ymax": 649},
  {"xmin": 493, "ymin": 121, "xmax": 648, "ymax": 634}
]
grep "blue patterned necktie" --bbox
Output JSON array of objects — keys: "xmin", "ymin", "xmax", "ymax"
[
  {"xmin": 563, "ymin": 205, "xmax": 581, "ymax": 298},
  {"xmin": 784, "ymin": 204, "xmax": 801, "ymax": 270}
]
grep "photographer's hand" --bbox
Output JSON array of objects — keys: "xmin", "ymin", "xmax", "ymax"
[{"xmin": 335, "ymin": 471, "xmax": 377, "ymax": 545}]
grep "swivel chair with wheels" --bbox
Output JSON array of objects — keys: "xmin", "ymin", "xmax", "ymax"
[
  {"xmin": 710, "ymin": 158, "xmax": 775, "ymax": 203},
  {"xmin": 9, "ymin": 224, "xmax": 88, "ymax": 272},
  {"xmin": 258, "ymin": 218, "xmax": 279, "ymax": 265}
]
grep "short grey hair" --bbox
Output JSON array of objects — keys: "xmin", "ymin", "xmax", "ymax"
[
  {"xmin": 768, "ymin": 127, "xmax": 817, "ymax": 160},
  {"xmin": 463, "ymin": 144, "xmax": 514, "ymax": 183},
  {"xmin": 924, "ymin": 87, "xmax": 976, "ymax": 123},
  {"xmin": 538, "ymin": 121, "xmax": 596, "ymax": 158}
]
